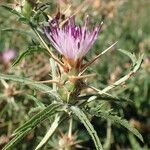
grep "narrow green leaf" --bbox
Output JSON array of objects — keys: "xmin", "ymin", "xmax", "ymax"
[
  {"xmin": 2, "ymin": 103, "xmax": 62, "ymax": 150},
  {"xmin": 35, "ymin": 115, "xmax": 60, "ymax": 150},
  {"xmin": 32, "ymin": 3, "xmax": 50, "ymax": 21},
  {"xmin": 128, "ymin": 134, "xmax": 142, "ymax": 150},
  {"xmin": 12, "ymin": 50, "xmax": 31, "ymax": 66},
  {"xmin": 18, "ymin": 17, "xmax": 29, "ymax": 23},
  {"xmin": 118, "ymin": 49, "xmax": 137, "ymax": 65},
  {"xmin": 78, "ymin": 94, "xmax": 133, "ymax": 103},
  {"xmin": 92, "ymin": 110, "xmax": 143, "ymax": 142},
  {"xmin": 28, "ymin": 107, "xmax": 43, "ymax": 116},
  {"xmin": 2, "ymin": 128, "xmax": 31, "ymax": 150},
  {"xmin": 26, "ymin": 94, "xmax": 45, "ymax": 108},
  {"xmin": 12, "ymin": 46, "xmax": 45, "ymax": 66},
  {"xmin": 2, "ymin": 28, "xmax": 33, "ymax": 37},
  {"xmin": 100, "ymin": 53, "xmax": 143, "ymax": 93},
  {"xmin": 71, "ymin": 106, "xmax": 103, "ymax": 150},
  {"xmin": 0, "ymin": 74, "xmax": 60, "ymax": 100},
  {"xmin": 1, "ymin": 5, "xmax": 22, "ymax": 17},
  {"xmin": 14, "ymin": 103, "xmax": 61, "ymax": 135},
  {"xmin": 133, "ymin": 54, "xmax": 144, "ymax": 72}
]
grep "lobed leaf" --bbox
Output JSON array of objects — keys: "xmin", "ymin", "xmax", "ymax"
[
  {"xmin": 91, "ymin": 109, "xmax": 143, "ymax": 142},
  {"xmin": 78, "ymin": 94, "xmax": 133, "ymax": 104}
]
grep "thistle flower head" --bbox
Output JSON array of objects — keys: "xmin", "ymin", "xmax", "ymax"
[
  {"xmin": 44, "ymin": 15, "xmax": 101, "ymax": 71},
  {"xmin": 0, "ymin": 48, "xmax": 16, "ymax": 63}
]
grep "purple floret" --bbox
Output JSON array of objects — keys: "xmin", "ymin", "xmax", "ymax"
[{"xmin": 44, "ymin": 15, "xmax": 102, "ymax": 67}]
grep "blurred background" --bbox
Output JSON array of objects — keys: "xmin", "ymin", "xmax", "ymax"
[{"xmin": 0, "ymin": 0, "xmax": 150, "ymax": 149}]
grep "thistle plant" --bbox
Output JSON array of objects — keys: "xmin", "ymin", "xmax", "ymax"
[
  {"xmin": 0, "ymin": 1, "xmax": 144, "ymax": 150},
  {"xmin": 43, "ymin": 14, "xmax": 102, "ymax": 103}
]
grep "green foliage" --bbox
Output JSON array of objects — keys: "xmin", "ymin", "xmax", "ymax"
[
  {"xmin": 2, "ymin": 128, "xmax": 31, "ymax": 150},
  {"xmin": 26, "ymin": 94, "xmax": 45, "ymax": 108},
  {"xmin": 2, "ymin": 28, "xmax": 33, "ymax": 36},
  {"xmin": 0, "ymin": 0, "xmax": 149, "ymax": 149},
  {"xmin": 12, "ymin": 46, "xmax": 46, "ymax": 66},
  {"xmin": 1, "ymin": 5, "xmax": 22, "ymax": 17},
  {"xmin": 35, "ymin": 115, "xmax": 60, "ymax": 150},
  {"xmin": 79, "ymin": 93, "xmax": 133, "ymax": 104},
  {"xmin": 90, "ymin": 105, "xmax": 143, "ymax": 142},
  {"xmin": 15, "ymin": 103, "xmax": 61, "ymax": 135},
  {"xmin": 0, "ymin": 73, "xmax": 60, "ymax": 100},
  {"xmin": 71, "ymin": 106, "xmax": 103, "ymax": 150},
  {"xmin": 129, "ymin": 134, "xmax": 149, "ymax": 150},
  {"xmin": 2, "ymin": 103, "xmax": 61, "ymax": 150},
  {"xmin": 118, "ymin": 49, "xmax": 137, "ymax": 66}
]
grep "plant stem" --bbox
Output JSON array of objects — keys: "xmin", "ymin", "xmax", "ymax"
[
  {"xmin": 68, "ymin": 117, "xmax": 73, "ymax": 139},
  {"xmin": 104, "ymin": 120, "xmax": 112, "ymax": 150}
]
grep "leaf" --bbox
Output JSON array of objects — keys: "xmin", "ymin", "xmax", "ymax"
[
  {"xmin": 100, "ymin": 53, "xmax": 144, "ymax": 93},
  {"xmin": 35, "ymin": 115, "xmax": 60, "ymax": 150},
  {"xmin": 128, "ymin": 134, "xmax": 142, "ymax": 150},
  {"xmin": 71, "ymin": 106, "xmax": 103, "ymax": 150},
  {"xmin": 2, "ymin": 128, "xmax": 31, "ymax": 150},
  {"xmin": 1, "ymin": 5, "xmax": 22, "ymax": 17},
  {"xmin": 12, "ymin": 50, "xmax": 31, "ymax": 66},
  {"xmin": 14, "ymin": 103, "xmax": 61, "ymax": 134},
  {"xmin": 91, "ymin": 109, "xmax": 143, "ymax": 142},
  {"xmin": 28, "ymin": 107, "xmax": 43, "ymax": 116},
  {"xmin": 133, "ymin": 53, "xmax": 144, "ymax": 72},
  {"xmin": 32, "ymin": 3, "xmax": 50, "ymax": 21},
  {"xmin": 118, "ymin": 50, "xmax": 144, "ymax": 72},
  {"xmin": 2, "ymin": 28, "xmax": 34, "ymax": 37},
  {"xmin": 1, "ymin": 5, "xmax": 29, "ymax": 24},
  {"xmin": 12, "ymin": 46, "xmax": 45, "ymax": 66},
  {"xmin": 2, "ymin": 103, "xmax": 61, "ymax": 150},
  {"xmin": 0, "ymin": 74, "xmax": 61, "ymax": 100},
  {"xmin": 32, "ymin": 6, "xmax": 49, "ymax": 22},
  {"xmin": 26, "ymin": 94, "xmax": 45, "ymax": 108},
  {"xmin": 78, "ymin": 94, "xmax": 133, "ymax": 104},
  {"xmin": 118, "ymin": 49, "xmax": 137, "ymax": 66},
  {"xmin": 18, "ymin": 17, "xmax": 29, "ymax": 23}
]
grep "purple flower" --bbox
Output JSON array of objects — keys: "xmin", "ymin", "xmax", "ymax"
[
  {"xmin": 44, "ymin": 15, "xmax": 101, "ymax": 69},
  {"xmin": 0, "ymin": 49, "xmax": 16, "ymax": 63}
]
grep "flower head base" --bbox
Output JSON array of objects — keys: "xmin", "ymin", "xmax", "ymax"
[{"xmin": 44, "ymin": 15, "xmax": 101, "ymax": 72}]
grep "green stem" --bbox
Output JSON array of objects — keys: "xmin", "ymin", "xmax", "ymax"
[
  {"xmin": 104, "ymin": 120, "xmax": 112, "ymax": 150},
  {"xmin": 68, "ymin": 117, "xmax": 73, "ymax": 138}
]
